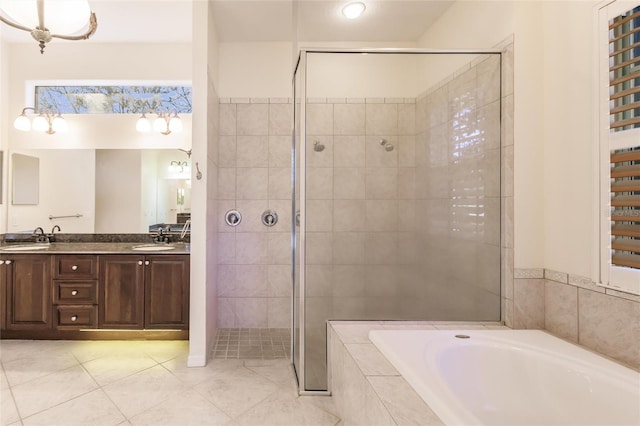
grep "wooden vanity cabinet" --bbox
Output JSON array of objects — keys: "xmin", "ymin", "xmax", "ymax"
[
  {"xmin": 144, "ymin": 255, "xmax": 190, "ymax": 329},
  {"xmin": 99, "ymin": 255, "xmax": 145, "ymax": 329},
  {"xmin": 3, "ymin": 255, "xmax": 52, "ymax": 331},
  {"xmin": 53, "ymin": 255, "xmax": 99, "ymax": 329},
  {"xmin": 99, "ymin": 254, "xmax": 189, "ymax": 330}
]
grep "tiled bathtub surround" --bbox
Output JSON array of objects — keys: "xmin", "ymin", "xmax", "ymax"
[
  {"xmin": 217, "ymin": 98, "xmax": 293, "ymax": 329},
  {"xmin": 328, "ymin": 321, "xmax": 507, "ymax": 425},
  {"xmin": 511, "ymin": 268, "xmax": 640, "ymax": 370}
]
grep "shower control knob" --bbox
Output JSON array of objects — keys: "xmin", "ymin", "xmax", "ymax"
[
  {"xmin": 225, "ymin": 210, "xmax": 242, "ymax": 227},
  {"xmin": 261, "ymin": 210, "xmax": 278, "ymax": 227}
]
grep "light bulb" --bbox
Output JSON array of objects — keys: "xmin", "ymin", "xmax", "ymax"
[
  {"xmin": 136, "ymin": 114, "xmax": 151, "ymax": 132},
  {"xmin": 342, "ymin": 2, "xmax": 365, "ymax": 19},
  {"xmin": 169, "ymin": 115, "xmax": 183, "ymax": 133},
  {"xmin": 153, "ymin": 115, "xmax": 167, "ymax": 133},
  {"xmin": 14, "ymin": 114, "xmax": 31, "ymax": 131},
  {"xmin": 51, "ymin": 115, "xmax": 68, "ymax": 133},
  {"xmin": 32, "ymin": 115, "xmax": 49, "ymax": 132}
]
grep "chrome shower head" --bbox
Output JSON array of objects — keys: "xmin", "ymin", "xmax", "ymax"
[
  {"xmin": 314, "ymin": 140, "xmax": 325, "ymax": 152},
  {"xmin": 380, "ymin": 138, "xmax": 394, "ymax": 152}
]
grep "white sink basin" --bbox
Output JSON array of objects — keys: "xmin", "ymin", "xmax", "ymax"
[
  {"xmin": 1, "ymin": 244, "xmax": 50, "ymax": 251},
  {"xmin": 131, "ymin": 245, "xmax": 176, "ymax": 252}
]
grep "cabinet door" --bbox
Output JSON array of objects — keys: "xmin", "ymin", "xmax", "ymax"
[
  {"xmin": 5, "ymin": 255, "xmax": 52, "ymax": 330},
  {"xmin": 99, "ymin": 255, "xmax": 144, "ymax": 329},
  {"xmin": 144, "ymin": 255, "xmax": 189, "ymax": 329}
]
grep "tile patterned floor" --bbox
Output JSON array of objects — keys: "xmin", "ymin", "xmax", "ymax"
[
  {"xmin": 212, "ymin": 328, "xmax": 291, "ymax": 360},
  {"xmin": 0, "ymin": 339, "xmax": 339, "ymax": 426}
]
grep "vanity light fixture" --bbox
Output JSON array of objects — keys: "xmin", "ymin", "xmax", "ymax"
[
  {"xmin": 169, "ymin": 160, "xmax": 188, "ymax": 173},
  {"xmin": 0, "ymin": 0, "xmax": 97, "ymax": 54},
  {"xmin": 14, "ymin": 107, "xmax": 67, "ymax": 134},
  {"xmin": 136, "ymin": 111, "xmax": 183, "ymax": 135},
  {"xmin": 342, "ymin": 2, "xmax": 366, "ymax": 19}
]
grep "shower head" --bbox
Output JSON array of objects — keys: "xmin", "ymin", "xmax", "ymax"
[
  {"xmin": 313, "ymin": 140, "xmax": 325, "ymax": 152},
  {"xmin": 379, "ymin": 138, "xmax": 394, "ymax": 152}
]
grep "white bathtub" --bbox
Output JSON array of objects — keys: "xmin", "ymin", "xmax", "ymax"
[{"xmin": 369, "ymin": 329, "xmax": 640, "ymax": 426}]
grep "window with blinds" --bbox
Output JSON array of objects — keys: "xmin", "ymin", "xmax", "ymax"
[{"xmin": 602, "ymin": 2, "xmax": 640, "ymax": 294}]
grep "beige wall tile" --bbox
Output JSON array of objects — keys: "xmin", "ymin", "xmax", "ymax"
[
  {"xmin": 267, "ymin": 265, "xmax": 291, "ymax": 297},
  {"xmin": 268, "ymin": 135, "xmax": 291, "ymax": 168},
  {"xmin": 334, "ymin": 103, "xmax": 365, "ymax": 136},
  {"xmin": 366, "ymin": 103, "xmax": 398, "ymax": 135},
  {"xmin": 398, "ymin": 103, "xmax": 416, "ymax": 136},
  {"xmin": 233, "ymin": 265, "xmax": 268, "ymax": 297},
  {"xmin": 544, "ymin": 280, "xmax": 578, "ymax": 342},
  {"xmin": 334, "ymin": 168, "xmax": 365, "ymax": 200},
  {"xmin": 368, "ymin": 376, "xmax": 443, "ymax": 425},
  {"xmin": 365, "ymin": 200, "xmax": 398, "ymax": 232},
  {"xmin": 307, "ymin": 200, "xmax": 333, "ymax": 232},
  {"xmin": 333, "ymin": 199, "xmax": 366, "ymax": 232},
  {"xmin": 333, "ymin": 232, "xmax": 365, "ymax": 265},
  {"xmin": 307, "ymin": 168, "xmax": 334, "ymax": 200},
  {"xmin": 334, "ymin": 136, "xmax": 365, "ymax": 168},
  {"xmin": 236, "ymin": 135, "xmax": 269, "ymax": 167},
  {"xmin": 268, "ymin": 167, "xmax": 291, "ymax": 200},
  {"xmin": 217, "ymin": 233, "xmax": 235, "ymax": 265},
  {"xmin": 365, "ymin": 168, "xmax": 398, "ymax": 200},
  {"xmin": 268, "ymin": 232, "xmax": 291, "ymax": 265},
  {"xmin": 235, "ymin": 232, "xmax": 268, "ymax": 265},
  {"xmin": 513, "ymin": 278, "xmax": 545, "ymax": 329},
  {"xmin": 237, "ymin": 103, "xmax": 269, "ymax": 135},
  {"xmin": 345, "ymin": 343, "xmax": 398, "ymax": 376},
  {"xmin": 234, "ymin": 298, "xmax": 268, "ymax": 327},
  {"xmin": 398, "ymin": 136, "xmax": 416, "ymax": 167},
  {"xmin": 217, "ymin": 168, "xmax": 236, "ymax": 200},
  {"xmin": 219, "ymin": 135, "xmax": 236, "ymax": 167},
  {"xmin": 365, "ymin": 233, "xmax": 398, "ymax": 265},
  {"xmin": 267, "ymin": 298, "xmax": 291, "ymax": 328},
  {"xmin": 306, "ymin": 265, "xmax": 333, "ymax": 297},
  {"xmin": 269, "ymin": 103, "xmax": 293, "ymax": 136},
  {"xmin": 219, "ymin": 104, "xmax": 236, "ymax": 136},
  {"xmin": 307, "ymin": 104, "xmax": 334, "ymax": 135},
  {"xmin": 234, "ymin": 200, "xmax": 268, "ymax": 233},
  {"xmin": 333, "ymin": 265, "xmax": 366, "ymax": 297},
  {"xmin": 237, "ymin": 168, "xmax": 268, "ymax": 199},
  {"xmin": 306, "ymin": 232, "xmax": 333, "ymax": 265},
  {"xmin": 578, "ymin": 289, "xmax": 640, "ymax": 369}
]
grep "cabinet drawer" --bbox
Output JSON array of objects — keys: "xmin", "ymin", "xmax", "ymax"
[
  {"xmin": 54, "ymin": 255, "xmax": 98, "ymax": 279},
  {"xmin": 53, "ymin": 281, "xmax": 98, "ymax": 304},
  {"xmin": 55, "ymin": 305, "xmax": 97, "ymax": 329}
]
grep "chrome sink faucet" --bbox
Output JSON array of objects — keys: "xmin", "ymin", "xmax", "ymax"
[
  {"xmin": 48, "ymin": 225, "xmax": 61, "ymax": 242},
  {"xmin": 152, "ymin": 227, "xmax": 170, "ymax": 244},
  {"xmin": 32, "ymin": 227, "xmax": 49, "ymax": 243}
]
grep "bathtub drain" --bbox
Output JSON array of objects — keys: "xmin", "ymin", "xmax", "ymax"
[{"xmin": 455, "ymin": 334, "xmax": 470, "ymax": 339}]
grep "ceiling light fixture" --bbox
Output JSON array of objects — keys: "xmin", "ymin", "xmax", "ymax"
[
  {"xmin": 0, "ymin": 0, "xmax": 97, "ymax": 54},
  {"xmin": 14, "ymin": 107, "xmax": 67, "ymax": 134},
  {"xmin": 342, "ymin": 2, "xmax": 366, "ymax": 19},
  {"xmin": 136, "ymin": 111, "xmax": 183, "ymax": 136}
]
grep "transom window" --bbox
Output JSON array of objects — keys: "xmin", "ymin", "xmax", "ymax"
[{"xmin": 34, "ymin": 85, "xmax": 192, "ymax": 114}]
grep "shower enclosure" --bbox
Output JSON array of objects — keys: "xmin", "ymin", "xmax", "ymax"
[{"xmin": 292, "ymin": 49, "xmax": 503, "ymax": 393}]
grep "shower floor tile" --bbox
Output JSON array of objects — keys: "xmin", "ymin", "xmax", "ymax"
[{"xmin": 212, "ymin": 328, "xmax": 291, "ymax": 359}]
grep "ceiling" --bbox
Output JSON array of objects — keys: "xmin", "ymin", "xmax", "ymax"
[{"xmin": 0, "ymin": 0, "xmax": 454, "ymax": 44}]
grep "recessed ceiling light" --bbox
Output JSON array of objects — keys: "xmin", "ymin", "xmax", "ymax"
[{"xmin": 342, "ymin": 2, "xmax": 366, "ymax": 19}]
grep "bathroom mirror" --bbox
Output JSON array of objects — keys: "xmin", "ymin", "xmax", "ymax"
[
  {"xmin": 6, "ymin": 149, "xmax": 191, "ymax": 234},
  {"xmin": 11, "ymin": 153, "xmax": 39, "ymax": 205}
]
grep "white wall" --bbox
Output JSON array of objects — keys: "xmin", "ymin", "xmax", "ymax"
[
  {"xmin": 541, "ymin": 1, "xmax": 598, "ymax": 279},
  {"xmin": 218, "ymin": 42, "xmax": 292, "ymax": 98}
]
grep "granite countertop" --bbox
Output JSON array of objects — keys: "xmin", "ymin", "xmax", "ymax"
[{"xmin": 0, "ymin": 242, "xmax": 191, "ymax": 255}]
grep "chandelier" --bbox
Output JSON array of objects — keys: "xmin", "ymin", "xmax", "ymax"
[{"xmin": 0, "ymin": 0, "xmax": 97, "ymax": 54}]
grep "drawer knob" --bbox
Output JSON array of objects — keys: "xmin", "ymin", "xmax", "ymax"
[
  {"xmin": 71, "ymin": 290, "xmax": 78, "ymax": 296},
  {"xmin": 71, "ymin": 315, "xmax": 78, "ymax": 322},
  {"xmin": 138, "ymin": 260, "xmax": 143, "ymax": 265},
  {"xmin": 5, "ymin": 260, "xmax": 11, "ymax": 265},
  {"xmin": 71, "ymin": 265, "xmax": 78, "ymax": 271},
  {"xmin": 0, "ymin": 260, "xmax": 4, "ymax": 265},
  {"xmin": 144, "ymin": 260, "xmax": 150, "ymax": 266}
]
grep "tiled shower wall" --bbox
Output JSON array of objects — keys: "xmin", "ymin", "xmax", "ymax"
[{"xmin": 216, "ymin": 99, "xmax": 293, "ymax": 328}]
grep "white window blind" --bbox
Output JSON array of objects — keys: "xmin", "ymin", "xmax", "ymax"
[{"xmin": 600, "ymin": 1, "xmax": 640, "ymax": 295}]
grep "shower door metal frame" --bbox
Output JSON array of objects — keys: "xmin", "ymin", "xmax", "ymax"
[{"xmin": 292, "ymin": 47, "xmax": 505, "ymax": 395}]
